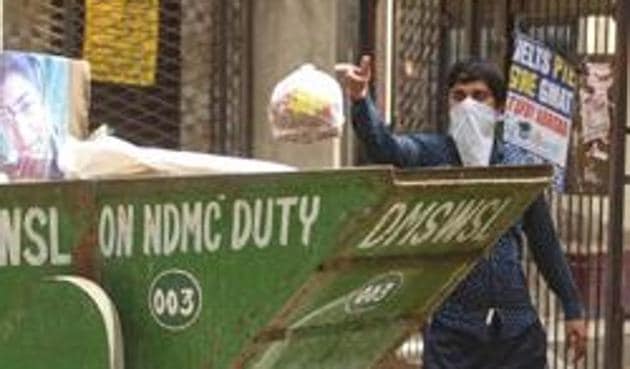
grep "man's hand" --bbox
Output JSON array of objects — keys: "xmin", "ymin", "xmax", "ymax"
[
  {"xmin": 334, "ymin": 55, "xmax": 372, "ymax": 102},
  {"xmin": 566, "ymin": 319, "xmax": 587, "ymax": 364}
]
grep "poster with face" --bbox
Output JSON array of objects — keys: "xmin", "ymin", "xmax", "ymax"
[
  {"xmin": 580, "ymin": 63, "xmax": 613, "ymax": 144},
  {"xmin": 0, "ymin": 51, "xmax": 89, "ymax": 180},
  {"xmin": 565, "ymin": 62, "xmax": 614, "ymax": 194}
]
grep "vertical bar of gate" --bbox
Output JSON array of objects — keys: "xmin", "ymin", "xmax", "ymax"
[
  {"xmin": 461, "ymin": 0, "xmax": 472, "ymax": 57},
  {"xmin": 222, "ymin": 1, "xmax": 230, "ymax": 153},
  {"xmin": 565, "ymin": 195, "xmax": 575, "ymax": 369},
  {"xmin": 490, "ymin": 0, "xmax": 509, "ymax": 71},
  {"xmin": 603, "ymin": 0, "xmax": 628, "ymax": 365},
  {"xmin": 358, "ymin": 0, "xmax": 374, "ymax": 58},
  {"xmin": 427, "ymin": 0, "xmax": 436, "ymax": 130},
  {"xmin": 384, "ymin": 0, "xmax": 394, "ymax": 125},
  {"xmin": 437, "ymin": 0, "xmax": 449, "ymax": 132},
  {"xmin": 455, "ymin": 1, "xmax": 462, "ymax": 61},
  {"xmin": 553, "ymin": 191, "xmax": 562, "ymax": 369},
  {"xmin": 596, "ymin": 194, "xmax": 605, "ymax": 368},
  {"xmin": 469, "ymin": 0, "xmax": 481, "ymax": 57},
  {"xmin": 584, "ymin": 195, "xmax": 592, "ymax": 369},
  {"xmin": 459, "ymin": 1, "xmax": 464, "ymax": 60},
  {"xmin": 563, "ymin": 0, "xmax": 573, "ymax": 366},
  {"xmin": 217, "ymin": 0, "xmax": 228, "ymax": 154},
  {"xmin": 575, "ymin": 1, "xmax": 591, "ymax": 366},
  {"xmin": 566, "ymin": 1, "xmax": 589, "ymax": 366},
  {"xmin": 62, "ymin": 0, "xmax": 73, "ymax": 56},
  {"xmin": 243, "ymin": 0, "xmax": 253, "ymax": 156},
  {"xmin": 0, "ymin": 0, "xmax": 3, "ymax": 51},
  {"xmin": 553, "ymin": 4, "xmax": 563, "ymax": 367}
]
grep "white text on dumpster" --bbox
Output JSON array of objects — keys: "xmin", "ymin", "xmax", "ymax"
[
  {"xmin": 97, "ymin": 195, "xmax": 321, "ymax": 258},
  {"xmin": 357, "ymin": 197, "xmax": 513, "ymax": 249}
]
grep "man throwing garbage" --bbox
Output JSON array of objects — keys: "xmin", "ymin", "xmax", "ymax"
[{"xmin": 337, "ymin": 56, "xmax": 587, "ymax": 369}]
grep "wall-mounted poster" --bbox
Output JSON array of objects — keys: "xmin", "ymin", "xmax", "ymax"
[
  {"xmin": 504, "ymin": 33, "xmax": 578, "ymax": 191},
  {"xmin": 565, "ymin": 62, "xmax": 613, "ymax": 194}
]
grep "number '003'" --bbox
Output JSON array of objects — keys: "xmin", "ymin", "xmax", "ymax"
[{"xmin": 152, "ymin": 288, "xmax": 195, "ymax": 317}]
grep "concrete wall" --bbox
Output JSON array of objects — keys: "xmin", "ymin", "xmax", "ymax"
[{"xmin": 251, "ymin": 0, "xmax": 358, "ymax": 169}]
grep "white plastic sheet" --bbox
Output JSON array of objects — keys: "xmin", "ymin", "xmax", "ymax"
[{"xmin": 58, "ymin": 134, "xmax": 296, "ymax": 180}]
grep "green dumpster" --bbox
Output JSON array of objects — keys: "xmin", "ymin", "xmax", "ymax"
[{"xmin": 0, "ymin": 165, "xmax": 550, "ymax": 369}]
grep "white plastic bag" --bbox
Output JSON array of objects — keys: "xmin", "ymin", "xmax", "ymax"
[{"xmin": 268, "ymin": 64, "xmax": 344, "ymax": 143}]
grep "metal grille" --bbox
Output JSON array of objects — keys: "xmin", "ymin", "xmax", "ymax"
[
  {"xmin": 204, "ymin": 0, "xmax": 252, "ymax": 156},
  {"xmin": 393, "ymin": 0, "xmax": 443, "ymax": 133},
  {"xmin": 508, "ymin": 0, "xmax": 620, "ymax": 368},
  {"xmin": 3, "ymin": 0, "xmax": 252, "ymax": 155},
  {"xmin": 387, "ymin": 0, "xmax": 626, "ymax": 368},
  {"xmin": 542, "ymin": 193, "xmax": 611, "ymax": 369}
]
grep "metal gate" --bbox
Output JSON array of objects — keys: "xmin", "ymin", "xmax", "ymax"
[
  {"xmin": 365, "ymin": 0, "xmax": 628, "ymax": 367},
  {"xmin": 3, "ymin": 0, "xmax": 252, "ymax": 155}
]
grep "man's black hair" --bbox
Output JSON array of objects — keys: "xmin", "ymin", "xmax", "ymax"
[{"xmin": 447, "ymin": 58, "xmax": 507, "ymax": 105}]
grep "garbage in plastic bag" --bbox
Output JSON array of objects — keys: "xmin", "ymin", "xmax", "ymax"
[
  {"xmin": 268, "ymin": 64, "xmax": 345, "ymax": 143},
  {"xmin": 58, "ymin": 130, "xmax": 296, "ymax": 180}
]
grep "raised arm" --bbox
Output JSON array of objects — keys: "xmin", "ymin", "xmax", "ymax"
[
  {"xmin": 351, "ymin": 97, "xmax": 435, "ymax": 167},
  {"xmin": 337, "ymin": 55, "xmax": 447, "ymax": 167}
]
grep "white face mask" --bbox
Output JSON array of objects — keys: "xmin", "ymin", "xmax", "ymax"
[{"xmin": 448, "ymin": 98, "xmax": 498, "ymax": 166}]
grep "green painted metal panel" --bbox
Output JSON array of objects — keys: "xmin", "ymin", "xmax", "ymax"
[
  {"xmin": 0, "ymin": 276, "xmax": 117, "ymax": 369},
  {"xmin": 0, "ymin": 166, "xmax": 551, "ymax": 369},
  {"xmin": 0, "ymin": 181, "xmax": 93, "ymax": 277}
]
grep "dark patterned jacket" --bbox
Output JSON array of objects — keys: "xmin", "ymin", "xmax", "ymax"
[{"xmin": 352, "ymin": 97, "xmax": 583, "ymax": 338}]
